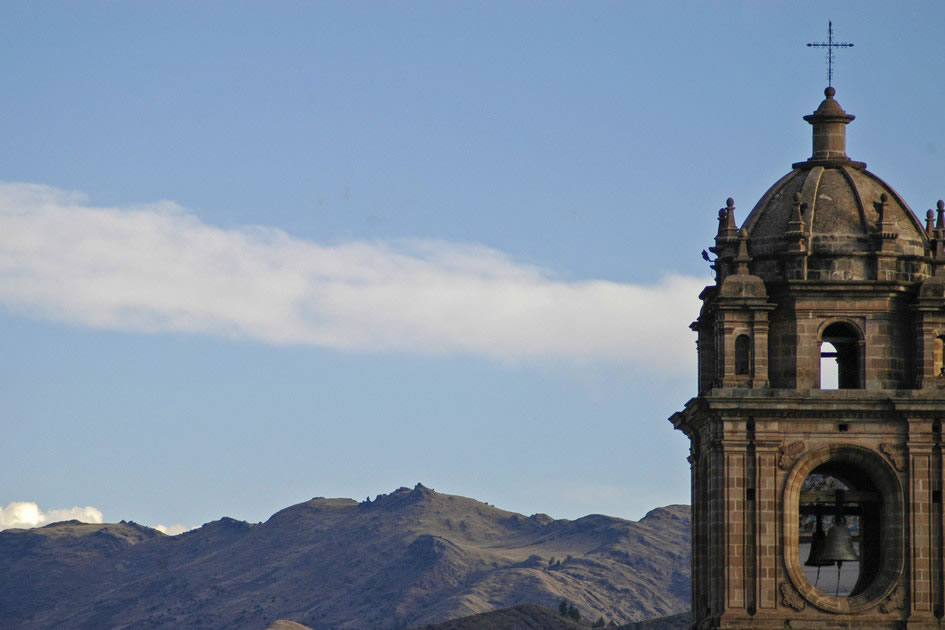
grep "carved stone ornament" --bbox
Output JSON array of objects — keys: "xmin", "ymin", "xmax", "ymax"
[
  {"xmin": 880, "ymin": 443, "xmax": 906, "ymax": 471},
  {"xmin": 778, "ymin": 441, "xmax": 806, "ymax": 470},
  {"xmin": 780, "ymin": 582, "xmax": 806, "ymax": 611},
  {"xmin": 880, "ymin": 581, "xmax": 905, "ymax": 613}
]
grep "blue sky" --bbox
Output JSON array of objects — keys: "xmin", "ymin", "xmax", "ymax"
[{"xmin": 1, "ymin": 2, "xmax": 944, "ymax": 532}]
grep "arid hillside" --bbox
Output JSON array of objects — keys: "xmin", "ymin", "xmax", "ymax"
[
  {"xmin": 265, "ymin": 605, "xmax": 690, "ymax": 630},
  {"xmin": 0, "ymin": 484, "xmax": 690, "ymax": 629}
]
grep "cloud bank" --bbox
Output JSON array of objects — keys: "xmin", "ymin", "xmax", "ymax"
[
  {"xmin": 0, "ymin": 182, "xmax": 703, "ymax": 370},
  {"xmin": 0, "ymin": 501, "xmax": 104, "ymax": 530}
]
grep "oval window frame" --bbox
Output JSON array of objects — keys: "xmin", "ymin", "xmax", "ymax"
[{"xmin": 783, "ymin": 445, "xmax": 903, "ymax": 613}]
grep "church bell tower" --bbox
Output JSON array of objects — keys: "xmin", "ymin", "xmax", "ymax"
[{"xmin": 670, "ymin": 86, "xmax": 945, "ymax": 629}]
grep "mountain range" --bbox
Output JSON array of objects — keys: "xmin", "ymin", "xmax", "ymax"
[{"xmin": 0, "ymin": 484, "xmax": 690, "ymax": 628}]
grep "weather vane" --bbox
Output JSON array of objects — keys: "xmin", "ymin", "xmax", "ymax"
[{"xmin": 807, "ymin": 20, "xmax": 854, "ymax": 88}]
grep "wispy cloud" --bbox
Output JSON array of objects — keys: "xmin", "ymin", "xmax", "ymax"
[
  {"xmin": 0, "ymin": 182, "xmax": 703, "ymax": 369},
  {"xmin": 0, "ymin": 501, "xmax": 104, "ymax": 530}
]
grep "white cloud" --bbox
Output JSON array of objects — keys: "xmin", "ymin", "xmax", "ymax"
[
  {"xmin": 0, "ymin": 182, "xmax": 704, "ymax": 370},
  {"xmin": 153, "ymin": 523, "xmax": 195, "ymax": 536},
  {"xmin": 0, "ymin": 500, "xmax": 196, "ymax": 535},
  {"xmin": 0, "ymin": 501, "xmax": 104, "ymax": 530}
]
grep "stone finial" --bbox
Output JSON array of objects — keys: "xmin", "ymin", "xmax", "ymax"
[
  {"xmin": 719, "ymin": 227, "xmax": 766, "ymax": 298},
  {"xmin": 715, "ymin": 198, "xmax": 737, "ymax": 239},
  {"xmin": 930, "ymin": 201, "xmax": 945, "ymax": 274},
  {"xmin": 787, "ymin": 192, "xmax": 806, "ymax": 233},
  {"xmin": 735, "ymin": 228, "xmax": 751, "ymax": 275},
  {"xmin": 873, "ymin": 192, "xmax": 897, "ymax": 244},
  {"xmin": 713, "ymin": 198, "xmax": 740, "ymax": 285},
  {"xmin": 932, "ymin": 201, "xmax": 945, "ymax": 271},
  {"xmin": 783, "ymin": 191, "xmax": 809, "ymax": 279},
  {"xmin": 933, "ymin": 200, "xmax": 945, "ymax": 266}
]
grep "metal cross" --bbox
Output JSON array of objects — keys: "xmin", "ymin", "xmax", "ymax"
[{"xmin": 807, "ymin": 21, "xmax": 854, "ymax": 87}]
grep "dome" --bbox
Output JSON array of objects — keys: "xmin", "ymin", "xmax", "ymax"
[{"xmin": 740, "ymin": 88, "xmax": 931, "ymax": 284}]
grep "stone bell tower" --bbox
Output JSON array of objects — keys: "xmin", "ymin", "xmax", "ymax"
[{"xmin": 670, "ymin": 87, "xmax": 945, "ymax": 629}]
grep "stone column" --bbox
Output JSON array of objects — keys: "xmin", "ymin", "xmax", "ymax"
[
  {"xmin": 751, "ymin": 312, "xmax": 770, "ymax": 389},
  {"xmin": 908, "ymin": 418, "xmax": 936, "ymax": 622},
  {"xmin": 754, "ymin": 442, "xmax": 779, "ymax": 611},
  {"xmin": 720, "ymin": 321, "xmax": 738, "ymax": 388}
]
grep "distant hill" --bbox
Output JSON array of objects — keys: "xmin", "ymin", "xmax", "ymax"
[
  {"xmin": 0, "ymin": 484, "xmax": 690, "ymax": 629},
  {"xmin": 410, "ymin": 604, "xmax": 584, "ymax": 629},
  {"xmin": 268, "ymin": 605, "xmax": 690, "ymax": 630},
  {"xmin": 410, "ymin": 604, "xmax": 688, "ymax": 629},
  {"xmin": 619, "ymin": 611, "xmax": 690, "ymax": 630}
]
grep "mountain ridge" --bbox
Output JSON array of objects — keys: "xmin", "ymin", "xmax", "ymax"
[{"xmin": 0, "ymin": 484, "xmax": 690, "ymax": 629}]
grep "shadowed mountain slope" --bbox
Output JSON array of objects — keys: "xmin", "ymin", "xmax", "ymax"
[
  {"xmin": 0, "ymin": 485, "xmax": 690, "ymax": 629},
  {"xmin": 412, "ymin": 606, "xmax": 691, "ymax": 630},
  {"xmin": 411, "ymin": 604, "xmax": 585, "ymax": 629},
  {"xmin": 619, "ymin": 611, "xmax": 690, "ymax": 629},
  {"xmin": 270, "ymin": 606, "xmax": 690, "ymax": 630}
]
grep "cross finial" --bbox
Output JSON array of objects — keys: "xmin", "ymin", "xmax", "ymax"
[{"xmin": 807, "ymin": 20, "xmax": 854, "ymax": 88}]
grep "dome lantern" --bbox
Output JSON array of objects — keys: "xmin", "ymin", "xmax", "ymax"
[{"xmin": 800, "ymin": 87, "xmax": 860, "ymax": 166}]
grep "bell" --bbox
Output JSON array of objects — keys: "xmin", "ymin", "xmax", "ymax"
[
  {"xmin": 819, "ymin": 519, "xmax": 859, "ymax": 564},
  {"xmin": 804, "ymin": 512, "xmax": 833, "ymax": 567}
]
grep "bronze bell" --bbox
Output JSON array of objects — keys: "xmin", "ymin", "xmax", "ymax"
[
  {"xmin": 804, "ymin": 511, "xmax": 833, "ymax": 567},
  {"xmin": 819, "ymin": 517, "xmax": 859, "ymax": 564}
]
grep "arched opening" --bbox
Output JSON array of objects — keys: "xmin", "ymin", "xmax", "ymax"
[
  {"xmin": 820, "ymin": 322, "xmax": 860, "ymax": 389},
  {"xmin": 820, "ymin": 342, "xmax": 840, "ymax": 389},
  {"xmin": 798, "ymin": 462, "xmax": 880, "ymax": 598},
  {"xmin": 785, "ymin": 445, "xmax": 903, "ymax": 614},
  {"xmin": 735, "ymin": 334, "xmax": 751, "ymax": 376}
]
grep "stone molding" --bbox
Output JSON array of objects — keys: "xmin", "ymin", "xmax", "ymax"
[
  {"xmin": 778, "ymin": 441, "xmax": 805, "ymax": 470},
  {"xmin": 879, "ymin": 443, "xmax": 906, "ymax": 471},
  {"xmin": 879, "ymin": 581, "xmax": 905, "ymax": 613},
  {"xmin": 780, "ymin": 582, "xmax": 806, "ymax": 611}
]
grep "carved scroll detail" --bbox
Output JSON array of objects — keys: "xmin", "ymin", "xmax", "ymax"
[
  {"xmin": 880, "ymin": 581, "xmax": 905, "ymax": 612},
  {"xmin": 880, "ymin": 443, "xmax": 906, "ymax": 471},
  {"xmin": 780, "ymin": 582, "xmax": 806, "ymax": 611},
  {"xmin": 778, "ymin": 441, "xmax": 805, "ymax": 470}
]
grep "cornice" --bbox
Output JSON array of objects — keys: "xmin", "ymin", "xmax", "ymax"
[{"xmin": 676, "ymin": 389, "xmax": 945, "ymax": 420}]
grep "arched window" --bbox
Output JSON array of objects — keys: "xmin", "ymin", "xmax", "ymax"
[
  {"xmin": 820, "ymin": 322, "xmax": 860, "ymax": 389},
  {"xmin": 735, "ymin": 335, "xmax": 751, "ymax": 376}
]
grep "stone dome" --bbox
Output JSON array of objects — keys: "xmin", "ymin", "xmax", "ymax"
[{"xmin": 740, "ymin": 88, "xmax": 931, "ymax": 284}]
